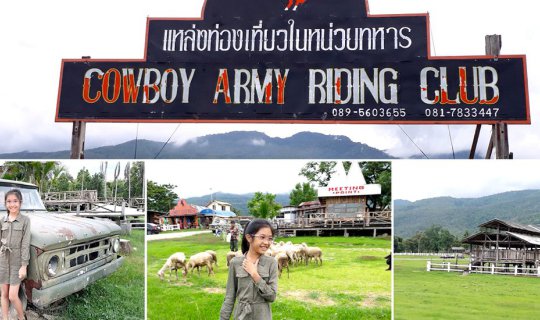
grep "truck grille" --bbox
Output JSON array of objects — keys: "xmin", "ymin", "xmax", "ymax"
[{"xmin": 66, "ymin": 238, "xmax": 113, "ymax": 269}]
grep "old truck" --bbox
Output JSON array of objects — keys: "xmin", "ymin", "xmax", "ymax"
[{"xmin": 0, "ymin": 179, "xmax": 124, "ymax": 310}]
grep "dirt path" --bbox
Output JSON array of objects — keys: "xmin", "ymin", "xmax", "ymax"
[{"xmin": 147, "ymin": 230, "xmax": 212, "ymax": 241}]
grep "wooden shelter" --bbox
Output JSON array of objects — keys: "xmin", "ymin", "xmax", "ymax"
[{"xmin": 463, "ymin": 219, "xmax": 540, "ymax": 268}]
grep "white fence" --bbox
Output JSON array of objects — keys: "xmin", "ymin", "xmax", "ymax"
[
  {"xmin": 161, "ymin": 224, "xmax": 181, "ymax": 231},
  {"xmin": 396, "ymin": 252, "xmax": 460, "ymax": 257},
  {"xmin": 427, "ymin": 261, "xmax": 540, "ymax": 277}
]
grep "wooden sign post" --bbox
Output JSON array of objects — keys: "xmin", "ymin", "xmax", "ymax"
[{"xmin": 470, "ymin": 35, "xmax": 511, "ymax": 159}]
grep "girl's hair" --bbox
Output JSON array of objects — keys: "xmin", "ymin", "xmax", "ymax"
[
  {"xmin": 241, "ymin": 219, "xmax": 275, "ymax": 254},
  {"xmin": 4, "ymin": 189, "xmax": 23, "ymax": 213}
]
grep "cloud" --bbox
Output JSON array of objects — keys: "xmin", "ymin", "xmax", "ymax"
[{"xmin": 251, "ymin": 139, "xmax": 266, "ymax": 146}]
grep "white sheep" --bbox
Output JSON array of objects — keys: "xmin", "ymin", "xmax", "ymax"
[
  {"xmin": 187, "ymin": 252, "xmax": 215, "ymax": 276},
  {"xmin": 305, "ymin": 246, "xmax": 323, "ymax": 266},
  {"xmin": 205, "ymin": 250, "xmax": 218, "ymax": 269},
  {"xmin": 157, "ymin": 252, "xmax": 187, "ymax": 281},
  {"xmin": 226, "ymin": 251, "xmax": 243, "ymax": 266},
  {"xmin": 275, "ymin": 252, "xmax": 290, "ymax": 278}
]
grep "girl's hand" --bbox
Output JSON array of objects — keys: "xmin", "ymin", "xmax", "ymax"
[
  {"xmin": 242, "ymin": 259, "xmax": 261, "ymax": 282},
  {"xmin": 19, "ymin": 266, "xmax": 27, "ymax": 280}
]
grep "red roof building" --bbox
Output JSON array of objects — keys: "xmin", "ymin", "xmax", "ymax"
[{"xmin": 168, "ymin": 199, "xmax": 199, "ymax": 228}]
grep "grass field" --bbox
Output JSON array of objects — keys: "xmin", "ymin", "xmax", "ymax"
[
  {"xmin": 147, "ymin": 233, "xmax": 391, "ymax": 320},
  {"xmin": 394, "ymin": 255, "xmax": 540, "ymax": 320},
  {"xmin": 49, "ymin": 230, "xmax": 145, "ymax": 320}
]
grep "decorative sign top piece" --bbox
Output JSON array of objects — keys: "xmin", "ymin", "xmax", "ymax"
[{"xmin": 56, "ymin": 0, "xmax": 529, "ymax": 124}]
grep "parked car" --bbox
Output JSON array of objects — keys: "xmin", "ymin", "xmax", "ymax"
[
  {"xmin": 147, "ymin": 223, "xmax": 161, "ymax": 235},
  {"xmin": 0, "ymin": 179, "xmax": 124, "ymax": 311}
]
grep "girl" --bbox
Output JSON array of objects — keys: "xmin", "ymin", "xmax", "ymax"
[
  {"xmin": 220, "ymin": 219, "xmax": 278, "ymax": 320},
  {"xmin": 1, "ymin": 189, "xmax": 31, "ymax": 320}
]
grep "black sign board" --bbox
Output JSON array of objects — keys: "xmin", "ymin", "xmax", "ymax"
[{"xmin": 56, "ymin": 0, "xmax": 530, "ymax": 124}]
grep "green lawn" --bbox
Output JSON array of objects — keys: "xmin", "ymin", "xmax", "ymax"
[
  {"xmin": 51, "ymin": 230, "xmax": 145, "ymax": 320},
  {"xmin": 394, "ymin": 256, "xmax": 540, "ymax": 320},
  {"xmin": 148, "ymin": 234, "xmax": 391, "ymax": 320}
]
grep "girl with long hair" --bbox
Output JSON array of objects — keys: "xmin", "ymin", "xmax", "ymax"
[
  {"xmin": 220, "ymin": 219, "xmax": 278, "ymax": 320},
  {"xmin": 1, "ymin": 189, "xmax": 31, "ymax": 320}
]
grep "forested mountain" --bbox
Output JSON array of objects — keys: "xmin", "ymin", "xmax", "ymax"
[
  {"xmin": 0, "ymin": 131, "xmax": 393, "ymax": 159},
  {"xmin": 395, "ymin": 190, "xmax": 540, "ymax": 237}
]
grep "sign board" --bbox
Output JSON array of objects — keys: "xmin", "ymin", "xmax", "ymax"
[
  {"xmin": 318, "ymin": 162, "xmax": 381, "ymax": 197},
  {"xmin": 318, "ymin": 184, "xmax": 382, "ymax": 197},
  {"xmin": 56, "ymin": 0, "xmax": 530, "ymax": 124}
]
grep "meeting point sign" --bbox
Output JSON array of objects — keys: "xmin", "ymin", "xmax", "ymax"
[{"xmin": 56, "ymin": 0, "xmax": 530, "ymax": 124}]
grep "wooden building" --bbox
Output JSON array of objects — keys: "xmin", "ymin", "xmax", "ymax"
[
  {"xmin": 464, "ymin": 219, "xmax": 540, "ymax": 268},
  {"xmin": 275, "ymin": 163, "xmax": 390, "ymax": 237},
  {"xmin": 168, "ymin": 199, "xmax": 199, "ymax": 229}
]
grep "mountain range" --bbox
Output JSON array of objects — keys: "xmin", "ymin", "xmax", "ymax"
[
  {"xmin": 186, "ymin": 192, "xmax": 291, "ymax": 216},
  {"xmin": 395, "ymin": 189, "xmax": 540, "ymax": 238},
  {"xmin": 0, "ymin": 130, "xmax": 472, "ymax": 159}
]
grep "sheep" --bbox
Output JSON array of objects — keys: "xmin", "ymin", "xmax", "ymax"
[
  {"xmin": 187, "ymin": 252, "xmax": 215, "ymax": 276},
  {"xmin": 305, "ymin": 246, "xmax": 323, "ymax": 266},
  {"xmin": 157, "ymin": 252, "xmax": 187, "ymax": 281},
  {"xmin": 226, "ymin": 251, "xmax": 243, "ymax": 266},
  {"xmin": 275, "ymin": 252, "xmax": 290, "ymax": 278},
  {"xmin": 205, "ymin": 250, "xmax": 218, "ymax": 269}
]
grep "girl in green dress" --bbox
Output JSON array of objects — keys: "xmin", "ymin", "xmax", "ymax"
[
  {"xmin": 1, "ymin": 189, "xmax": 31, "ymax": 320},
  {"xmin": 220, "ymin": 219, "xmax": 278, "ymax": 320}
]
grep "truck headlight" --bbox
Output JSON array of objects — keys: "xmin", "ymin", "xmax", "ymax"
[
  {"xmin": 112, "ymin": 238, "xmax": 120, "ymax": 253},
  {"xmin": 47, "ymin": 255, "xmax": 59, "ymax": 276}
]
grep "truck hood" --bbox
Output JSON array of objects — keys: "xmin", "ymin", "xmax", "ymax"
[{"xmin": 26, "ymin": 212, "xmax": 121, "ymax": 250}]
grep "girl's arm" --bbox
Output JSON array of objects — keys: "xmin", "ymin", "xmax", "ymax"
[
  {"xmin": 219, "ymin": 260, "xmax": 238, "ymax": 320},
  {"xmin": 19, "ymin": 217, "xmax": 31, "ymax": 279},
  {"xmin": 254, "ymin": 259, "xmax": 278, "ymax": 302},
  {"xmin": 21, "ymin": 217, "xmax": 31, "ymax": 266}
]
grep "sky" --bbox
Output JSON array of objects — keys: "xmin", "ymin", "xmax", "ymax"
[
  {"xmin": 1, "ymin": 0, "xmax": 539, "ymax": 158},
  {"xmin": 146, "ymin": 160, "xmax": 313, "ymax": 198},
  {"xmin": 394, "ymin": 160, "xmax": 540, "ymax": 201}
]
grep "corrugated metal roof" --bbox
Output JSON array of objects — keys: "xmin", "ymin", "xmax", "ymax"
[
  {"xmin": 507, "ymin": 232, "xmax": 540, "ymax": 246},
  {"xmin": 479, "ymin": 219, "xmax": 540, "ymax": 235}
]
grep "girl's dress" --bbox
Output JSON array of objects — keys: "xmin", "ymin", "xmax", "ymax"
[
  {"xmin": 220, "ymin": 254, "xmax": 278, "ymax": 320},
  {"xmin": 0, "ymin": 213, "xmax": 31, "ymax": 285}
]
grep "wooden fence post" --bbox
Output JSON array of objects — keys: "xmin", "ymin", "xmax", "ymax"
[
  {"xmin": 514, "ymin": 265, "xmax": 518, "ymax": 276},
  {"xmin": 427, "ymin": 261, "xmax": 431, "ymax": 272}
]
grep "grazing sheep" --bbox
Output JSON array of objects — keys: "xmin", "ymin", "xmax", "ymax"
[
  {"xmin": 226, "ymin": 251, "xmax": 243, "ymax": 266},
  {"xmin": 187, "ymin": 252, "xmax": 215, "ymax": 276},
  {"xmin": 157, "ymin": 252, "xmax": 187, "ymax": 281},
  {"xmin": 275, "ymin": 252, "xmax": 290, "ymax": 278},
  {"xmin": 305, "ymin": 246, "xmax": 323, "ymax": 266},
  {"xmin": 205, "ymin": 250, "xmax": 218, "ymax": 269}
]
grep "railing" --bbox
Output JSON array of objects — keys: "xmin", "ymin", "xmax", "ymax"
[
  {"xmin": 427, "ymin": 261, "xmax": 540, "ymax": 277},
  {"xmin": 161, "ymin": 224, "xmax": 181, "ymax": 231},
  {"xmin": 275, "ymin": 211, "xmax": 391, "ymax": 229},
  {"xmin": 471, "ymin": 249, "xmax": 539, "ymax": 261},
  {"xmin": 396, "ymin": 252, "xmax": 465, "ymax": 257},
  {"xmin": 43, "ymin": 190, "xmax": 98, "ymax": 202}
]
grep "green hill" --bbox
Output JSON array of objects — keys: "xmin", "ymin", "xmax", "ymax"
[{"xmin": 395, "ymin": 190, "xmax": 540, "ymax": 238}]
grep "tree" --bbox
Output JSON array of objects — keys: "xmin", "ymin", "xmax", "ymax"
[
  {"xmin": 300, "ymin": 161, "xmax": 392, "ymax": 211},
  {"xmin": 147, "ymin": 181, "xmax": 178, "ymax": 213},
  {"xmin": 299, "ymin": 162, "xmax": 337, "ymax": 187},
  {"xmin": 360, "ymin": 162, "xmax": 391, "ymax": 210},
  {"xmin": 289, "ymin": 182, "xmax": 317, "ymax": 206},
  {"xmin": 247, "ymin": 192, "xmax": 281, "ymax": 219},
  {"xmin": 129, "ymin": 162, "xmax": 145, "ymax": 198},
  {"xmin": 1, "ymin": 161, "xmax": 64, "ymax": 194}
]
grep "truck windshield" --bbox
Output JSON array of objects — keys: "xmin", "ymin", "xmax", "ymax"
[{"xmin": 0, "ymin": 185, "xmax": 46, "ymax": 211}]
